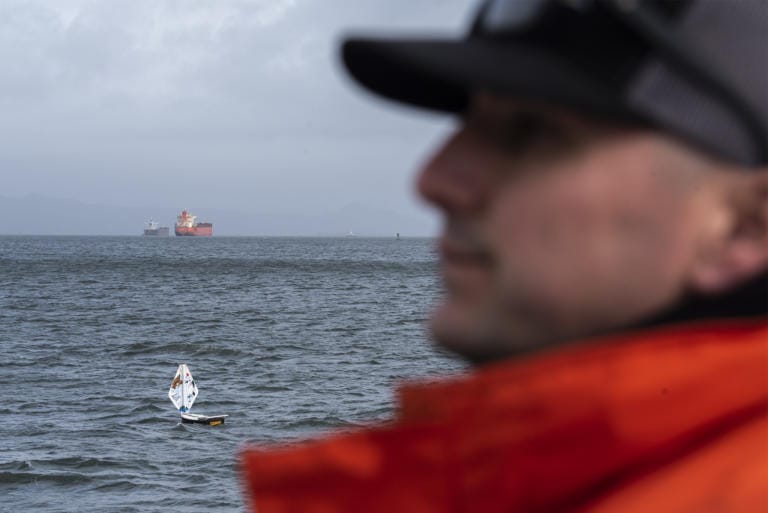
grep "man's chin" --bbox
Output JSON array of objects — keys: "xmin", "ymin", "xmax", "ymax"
[
  {"xmin": 429, "ymin": 299, "xmax": 557, "ymax": 363},
  {"xmin": 428, "ymin": 302, "xmax": 508, "ymax": 364}
]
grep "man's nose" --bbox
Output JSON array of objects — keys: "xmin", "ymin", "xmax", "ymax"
[{"xmin": 416, "ymin": 128, "xmax": 494, "ymax": 214}]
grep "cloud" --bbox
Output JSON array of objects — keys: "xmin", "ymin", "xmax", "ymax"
[
  {"xmin": 0, "ymin": 0, "xmax": 305, "ymax": 102},
  {"xmin": 0, "ymin": 0, "xmax": 473, "ymax": 235}
]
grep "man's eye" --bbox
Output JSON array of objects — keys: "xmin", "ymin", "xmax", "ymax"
[{"xmin": 498, "ymin": 113, "xmax": 570, "ymax": 155}]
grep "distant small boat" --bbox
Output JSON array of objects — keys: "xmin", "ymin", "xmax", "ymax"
[
  {"xmin": 143, "ymin": 219, "xmax": 169, "ymax": 237},
  {"xmin": 168, "ymin": 364, "xmax": 228, "ymax": 426}
]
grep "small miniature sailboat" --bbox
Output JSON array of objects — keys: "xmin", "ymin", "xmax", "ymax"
[{"xmin": 168, "ymin": 363, "xmax": 228, "ymax": 426}]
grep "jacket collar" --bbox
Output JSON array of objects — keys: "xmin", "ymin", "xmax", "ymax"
[
  {"xmin": 242, "ymin": 319, "xmax": 768, "ymax": 513},
  {"xmin": 393, "ymin": 319, "xmax": 768, "ymax": 511}
]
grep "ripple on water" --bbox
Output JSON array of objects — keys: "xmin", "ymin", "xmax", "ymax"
[{"xmin": 2, "ymin": 236, "xmax": 463, "ymax": 513}]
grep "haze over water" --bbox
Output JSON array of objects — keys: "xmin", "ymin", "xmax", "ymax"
[{"xmin": 1, "ymin": 236, "xmax": 464, "ymax": 512}]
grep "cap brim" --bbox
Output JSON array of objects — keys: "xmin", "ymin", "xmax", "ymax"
[{"xmin": 342, "ymin": 37, "xmax": 637, "ymax": 120}]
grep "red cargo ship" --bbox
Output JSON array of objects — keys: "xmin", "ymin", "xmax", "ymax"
[{"xmin": 175, "ymin": 210, "xmax": 213, "ymax": 236}]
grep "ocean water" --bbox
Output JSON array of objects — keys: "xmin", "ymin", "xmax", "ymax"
[{"xmin": 0, "ymin": 236, "xmax": 464, "ymax": 513}]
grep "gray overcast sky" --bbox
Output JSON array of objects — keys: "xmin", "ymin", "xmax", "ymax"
[{"xmin": 0, "ymin": 0, "xmax": 475, "ymax": 235}]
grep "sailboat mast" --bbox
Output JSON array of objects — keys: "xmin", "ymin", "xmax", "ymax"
[{"xmin": 181, "ymin": 364, "xmax": 186, "ymax": 413}]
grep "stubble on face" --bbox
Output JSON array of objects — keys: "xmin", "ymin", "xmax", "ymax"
[{"xmin": 419, "ymin": 95, "xmax": 717, "ymax": 364}]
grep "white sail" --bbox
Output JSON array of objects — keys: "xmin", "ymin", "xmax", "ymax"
[{"xmin": 168, "ymin": 364, "xmax": 198, "ymax": 413}]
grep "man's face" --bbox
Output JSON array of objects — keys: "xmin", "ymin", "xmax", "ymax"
[{"xmin": 417, "ymin": 94, "xmax": 717, "ymax": 362}]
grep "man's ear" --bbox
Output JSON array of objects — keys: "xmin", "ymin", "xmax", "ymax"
[{"xmin": 690, "ymin": 171, "xmax": 768, "ymax": 294}]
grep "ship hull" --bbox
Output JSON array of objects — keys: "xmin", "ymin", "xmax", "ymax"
[
  {"xmin": 175, "ymin": 225, "xmax": 212, "ymax": 237},
  {"xmin": 143, "ymin": 227, "xmax": 170, "ymax": 236}
]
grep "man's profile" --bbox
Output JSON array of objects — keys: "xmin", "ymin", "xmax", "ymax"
[{"xmin": 241, "ymin": 1, "xmax": 767, "ymax": 511}]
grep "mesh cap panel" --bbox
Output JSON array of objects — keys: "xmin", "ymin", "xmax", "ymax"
[{"xmin": 629, "ymin": 0, "xmax": 768, "ymax": 165}]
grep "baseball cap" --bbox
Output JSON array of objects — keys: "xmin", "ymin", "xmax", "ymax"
[{"xmin": 342, "ymin": 0, "xmax": 768, "ymax": 168}]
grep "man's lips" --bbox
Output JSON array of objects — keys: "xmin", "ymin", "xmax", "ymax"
[
  {"xmin": 438, "ymin": 237, "xmax": 492, "ymax": 266},
  {"xmin": 437, "ymin": 236, "xmax": 492, "ymax": 295}
]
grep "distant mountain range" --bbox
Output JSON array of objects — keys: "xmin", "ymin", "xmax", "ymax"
[{"xmin": 0, "ymin": 194, "xmax": 437, "ymax": 237}]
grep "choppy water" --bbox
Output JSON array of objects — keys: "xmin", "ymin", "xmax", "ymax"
[{"xmin": 0, "ymin": 236, "xmax": 464, "ymax": 512}]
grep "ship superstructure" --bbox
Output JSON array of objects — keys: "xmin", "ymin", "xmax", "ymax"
[{"xmin": 175, "ymin": 210, "xmax": 213, "ymax": 237}]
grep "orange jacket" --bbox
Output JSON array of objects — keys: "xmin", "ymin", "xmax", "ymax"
[{"xmin": 241, "ymin": 319, "xmax": 768, "ymax": 513}]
